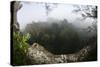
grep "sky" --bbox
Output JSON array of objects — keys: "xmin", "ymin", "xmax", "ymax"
[{"xmin": 17, "ymin": 2, "xmax": 94, "ymax": 30}]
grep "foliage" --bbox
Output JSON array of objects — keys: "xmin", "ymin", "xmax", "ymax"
[
  {"xmin": 73, "ymin": 5, "xmax": 97, "ymax": 19},
  {"xmin": 13, "ymin": 32, "xmax": 31, "ymax": 65},
  {"xmin": 73, "ymin": 5, "xmax": 97, "ymax": 34},
  {"xmin": 24, "ymin": 20, "xmax": 81, "ymax": 54}
]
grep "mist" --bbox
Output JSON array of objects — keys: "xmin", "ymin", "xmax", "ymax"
[
  {"xmin": 17, "ymin": 2, "xmax": 95, "ymax": 30},
  {"xmin": 12, "ymin": 1, "xmax": 97, "ymax": 65}
]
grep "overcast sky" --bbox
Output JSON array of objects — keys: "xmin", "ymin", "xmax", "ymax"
[{"xmin": 17, "ymin": 2, "xmax": 94, "ymax": 30}]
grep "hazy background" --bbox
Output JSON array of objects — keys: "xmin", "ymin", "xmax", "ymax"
[
  {"xmin": 17, "ymin": 2, "xmax": 94, "ymax": 30},
  {"xmin": 0, "ymin": 0, "xmax": 99, "ymax": 67}
]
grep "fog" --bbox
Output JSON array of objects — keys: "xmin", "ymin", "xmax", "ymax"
[{"xmin": 17, "ymin": 2, "xmax": 95, "ymax": 30}]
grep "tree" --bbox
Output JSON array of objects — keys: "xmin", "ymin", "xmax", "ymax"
[
  {"xmin": 11, "ymin": 1, "xmax": 22, "ymax": 32},
  {"xmin": 73, "ymin": 5, "xmax": 97, "ymax": 19},
  {"xmin": 73, "ymin": 5, "xmax": 97, "ymax": 34},
  {"xmin": 44, "ymin": 3, "xmax": 58, "ymax": 16}
]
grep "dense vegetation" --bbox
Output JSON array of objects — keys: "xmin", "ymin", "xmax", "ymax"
[
  {"xmin": 13, "ymin": 32, "xmax": 31, "ymax": 65},
  {"xmin": 12, "ymin": 18, "xmax": 97, "ymax": 65},
  {"xmin": 23, "ymin": 19, "xmax": 84, "ymax": 54},
  {"xmin": 11, "ymin": 1, "xmax": 97, "ymax": 65}
]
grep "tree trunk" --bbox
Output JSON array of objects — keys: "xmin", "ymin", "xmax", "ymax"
[{"xmin": 11, "ymin": 1, "xmax": 22, "ymax": 32}]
